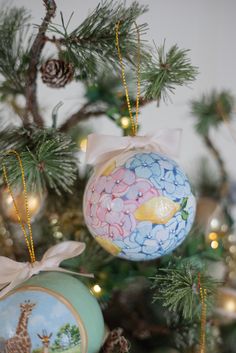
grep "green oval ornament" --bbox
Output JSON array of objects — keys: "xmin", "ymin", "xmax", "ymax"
[{"xmin": 0, "ymin": 272, "xmax": 105, "ymax": 353}]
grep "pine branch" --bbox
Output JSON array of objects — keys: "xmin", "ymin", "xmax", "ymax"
[
  {"xmin": 191, "ymin": 90, "xmax": 234, "ymax": 136},
  {"xmin": 203, "ymin": 135, "xmax": 229, "ymax": 198},
  {"xmin": 191, "ymin": 91, "xmax": 233, "ymax": 197},
  {"xmin": 172, "ymin": 317, "xmax": 219, "ymax": 353},
  {"xmin": 142, "ymin": 43, "xmax": 198, "ymax": 101},
  {"xmin": 46, "ymin": 1, "xmax": 149, "ymax": 79},
  {"xmin": 25, "ymin": 0, "xmax": 57, "ymax": 127},
  {"xmin": 0, "ymin": 127, "xmax": 77, "ymax": 195},
  {"xmin": 195, "ymin": 158, "xmax": 221, "ymax": 199},
  {"xmin": 151, "ymin": 258, "xmax": 218, "ymax": 320},
  {"xmin": 60, "ymin": 97, "xmax": 150, "ymax": 132},
  {"xmin": 60, "ymin": 103, "xmax": 106, "ymax": 132},
  {"xmin": 0, "ymin": 7, "xmax": 32, "ymax": 99}
]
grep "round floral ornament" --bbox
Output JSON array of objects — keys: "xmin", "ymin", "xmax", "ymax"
[{"xmin": 83, "ymin": 132, "xmax": 196, "ymax": 261}]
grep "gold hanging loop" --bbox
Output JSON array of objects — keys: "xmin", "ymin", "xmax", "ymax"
[
  {"xmin": 115, "ymin": 21, "xmax": 141, "ymax": 136},
  {"xmin": 2, "ymin": 150, "xmax": 36, "ymax": 263}
]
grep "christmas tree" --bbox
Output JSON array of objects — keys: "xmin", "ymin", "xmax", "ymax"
[{"xmin": 0, "ymin": 1, "xmax": 235, "ymax": 353}]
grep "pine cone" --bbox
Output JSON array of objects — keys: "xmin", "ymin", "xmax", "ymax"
[
  {"xmin": 40, "ymin": 59, "xmax": 74, "ymax": 88},
  {"xmin": 102, "ymin": 328, "xmax": 130, "ymax": 353}
]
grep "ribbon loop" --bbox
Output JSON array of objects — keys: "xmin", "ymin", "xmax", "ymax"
[
  {"xmin": 0, "ymin": 241, "xmax": 93, "ymax": 299},
  {"xmin": 86, "ymin": 129, "xmax": 182, "ymax": 168}
]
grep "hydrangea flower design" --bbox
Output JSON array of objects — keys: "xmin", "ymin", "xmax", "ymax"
[
  {"xmin": 105, "ymin": 168, "xmax": 136, "ymax": 195},
  {"xmin": 84, "ymin": 152, "xmax": 196, "ymax": 261}
]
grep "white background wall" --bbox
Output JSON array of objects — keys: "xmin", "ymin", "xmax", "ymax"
[{"xmin": 8, "ymin": 0, "xmax": 236, "ymax": 181}]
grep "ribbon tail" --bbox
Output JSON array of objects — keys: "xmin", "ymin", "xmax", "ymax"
[
  {"xmin": 42, "ymin": 267, "xmax": 94, "ymax": 279},
  {"xmin": 41, "ymin": 241, "xmax": 86, "ymax": 268},
  {"xmin": 0, "ymin": 271, "xmax": 30, "ymax": 299}
]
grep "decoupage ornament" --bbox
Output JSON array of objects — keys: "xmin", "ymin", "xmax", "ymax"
[
  {"xmin": 0, "ymin": 187, "xmax": 45, "ymax": 223},
  {"xmin": 40, "ymin": 59, "xmax": 74, "ymax": 88},
  {"xmin": 83, "ymin": 132, "xmax": 196, "ymax": 261},
  {"xmin": 0, "ymin": 244, "xmax": 105, "ymax": 353},
  {"xmin": 83, "ymin": 22, "xmax": 196, "ymax": 261},
  {"xmin": 0, "ymin": 151, "xmax": 105, "ymax": 353}
]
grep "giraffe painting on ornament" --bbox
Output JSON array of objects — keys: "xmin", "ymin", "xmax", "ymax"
[
  {"xmin": 0, "ymin": 290, "xmax": 82, "ymax": 353},
  {"xmin": 0, "ymin": 300, "xmax": 36, "ymax": 353}
]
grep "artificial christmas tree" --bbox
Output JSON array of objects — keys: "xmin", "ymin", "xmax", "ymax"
[{"xmin": 0, "ymin": 1, "xmax": 236, "ymax": 353}]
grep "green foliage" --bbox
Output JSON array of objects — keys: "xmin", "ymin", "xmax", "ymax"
[
  {"xmin": 142, "ymin": 43, "xmax": 198, "ymax": 101},
  {"xmin": 172, "ymin": 317, "xmax": 220, "ymax": 353},
  {"xmin": 84, "ymin": 69, "xmax": 139, "ymax": 135},
  {"xmin": 0, "ymin": 127, "xmax": 78, "ymax": 194},
  {"xmin": 0, "ymin": 6, "xmax": 32, "ymax": 99},
  {"xmin": 151, "ymin": 258, "xmax": 218, "ymax": 320},
  {"xmin": 191, "ymin": 90, "xmax": 234, "ymax": 135},
  {"xmin": 52, "ymin": 323, "xmax": 81, "ymax": 351},
  {"xmin": 85, "ymin": 69, "xmax": 123, "ymax": 105},
  {"xmin": 48, "ymin": 1, "xmax": 149, "ymax": 79}
]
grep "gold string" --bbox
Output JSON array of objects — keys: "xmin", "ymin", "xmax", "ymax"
[
  {"xmin": 115, "ymin": 21, "xmax": 141, "ymax": 136},
  {"xmin": 2, "ymin": 150, "xmax": 36, "ymax": 263},
  {"xmin": 198, "ymin": 274, "xmax": 207, "ymax": 353}
]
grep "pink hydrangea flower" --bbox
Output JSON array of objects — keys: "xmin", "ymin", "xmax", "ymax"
[
  {"xmin": 85, "ymin": 167, "xmax": 161, "ymax": 240},
  {"xmin": 105, "ymin": 168, "xmax": 136, "ymax": 195},
  {"xmin": 125, "ymin": 179, "xmax": 159, "ymax": 205},
  {"xmin": 85, "ymin": 193, "xmax": 137, "ymax": 239},
  {"xmin": 86, "ymin": 176, "xmax": 106, "ymax": 203}
]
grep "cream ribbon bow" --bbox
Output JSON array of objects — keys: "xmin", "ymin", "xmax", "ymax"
[
  {"xmin": 0, "ymin": 241, "xmax": 93, "ymax": 299},
  {"xmin": 86, "ymin": 129, "xmax": 182, "ymax": 168}
]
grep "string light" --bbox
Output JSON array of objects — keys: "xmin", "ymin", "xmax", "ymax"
[
  {"xmin": 229, "ymin": 245, "xmax": 236, "ymax": 254},
  {"xmin": 80, "ymin": 138, "xmax": 88, "ymax": 152},
  {"xmin": 208, "ymin": 232, "xmax": 218, "ymax": 241},
  {"xmin": 210, "ymin": 218, "xmax": 220, "ymax": 230},
  {"xmin": 120, "ymin": 116, "xmax": 130, "ymax": 129},
  {"xmin": 91, "ymin": 284, "xmax": 102, "ymax": 295},
  {"xmin": 216, "ymin": 288, "xmax": 236, "ymax": 319},
  {"xmin": 211, "ymin": 240, "xmax": 219, "ymax": 249},
  {"xmin": 224, "ymin": 299, "xmax": 236, "ymax": 313}
]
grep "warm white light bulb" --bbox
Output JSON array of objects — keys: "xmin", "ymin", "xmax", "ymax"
[
  {"xmin": 92, "ymin": 284, "xmax": 102, "ymax": 294},
  {"xmin": 224, "ymin": 299, "xmax": 236, "ymax": 313},
  {"xmin": 211, "ymin": 240, "xmax": 219, "ymax": 249},
  {"xmin": 210, "ymin": 218, "xmax": 220, "ymax": 230},
  {"xmin": 80, "ymin": 138, "xmax": 88, "ymax": 152},
  {"xmin": 120, "ymin": 116, "xmax": 130, "ymax": 129}
]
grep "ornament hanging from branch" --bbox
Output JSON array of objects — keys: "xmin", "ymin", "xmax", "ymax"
[
  {"xmin": 0, "ymin": 187, "xmax": 45, "ymax": 224},
  {"xmin": 83, "ymin": 22, "xmax": 196, "ymax": 261},
  {"xmin": 0, "ymin": 151, "xmax": 105, "ymax": 353},
  {"xmin": 40, "ymin": 59, "xmax": 74, "ymax": 88}
]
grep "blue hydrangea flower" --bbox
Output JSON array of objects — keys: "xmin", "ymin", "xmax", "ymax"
[
  {"xmin": 126, "ymin": 153, "xmax": 161, "ymax": 179},
  {"xmin": 126, "ymin": 152, "xmax": 192, "ymax": 202}
]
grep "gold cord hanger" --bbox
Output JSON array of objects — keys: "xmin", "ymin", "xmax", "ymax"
[
  {"xmin": 2, "ymin": 150, "xmax": 36, "ymax": 263},
  {"xmin": 115, "ymin": 21, "xmax": 141, "ymax": 136},
  {"xmin": 198, "ymin": 274, "xmax": 207, "ymax": 353}
]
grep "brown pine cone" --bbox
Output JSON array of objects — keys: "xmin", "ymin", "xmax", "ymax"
[
  {"xmin": 40, "ymin": 59, "xmax": 74, "ymax": 88},
  {"xmin": 102, "ymin": 328, "xmax": 130, "ymax": 353}
]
